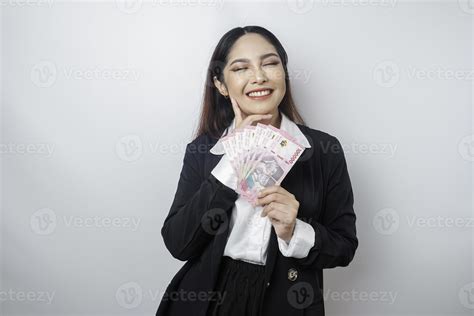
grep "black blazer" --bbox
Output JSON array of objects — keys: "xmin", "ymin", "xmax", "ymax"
[{"xmin": 156, "ymin": 124, "xmax": 358, "ymax": 316}]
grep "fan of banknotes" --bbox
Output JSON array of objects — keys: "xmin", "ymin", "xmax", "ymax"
[{"xmin": 221, "ymin": 123, "xmax": 305, "ymax": 205}]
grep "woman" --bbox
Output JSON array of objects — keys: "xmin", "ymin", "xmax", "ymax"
[{"xmin": 156, "ymin": 26, "xmax": 358, "ymax": 316}]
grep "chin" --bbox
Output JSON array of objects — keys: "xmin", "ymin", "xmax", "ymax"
[
  {"xmin": 240, "ymin": 102, "xmax": 278, "ymax": 116},
  {"xmin": 242, "ymin": 109, "xmax": 273, "ymax": 117}
]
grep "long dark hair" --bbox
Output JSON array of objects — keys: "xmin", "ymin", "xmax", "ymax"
[{"xmin": 195, "ymin": 25, "xmax": 306, "ymax": 140}]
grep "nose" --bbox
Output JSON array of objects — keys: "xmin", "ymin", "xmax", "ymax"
[{"xmin": 251, "ymin": 67, "xmax": 268, "ymax": 84}]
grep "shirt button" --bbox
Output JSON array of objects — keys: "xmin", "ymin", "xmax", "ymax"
[
  {"xmin": 266, "ymin": 282, "xmax": 270, "ymax": 287},
  {"xmin": 288, "ymin": 268, "xmax": 298, "ymax": 281}
]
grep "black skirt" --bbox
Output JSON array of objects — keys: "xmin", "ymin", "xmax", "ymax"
[{"xmin": 206, "ymin": 256, "xmax": 266, "ymax": 316}]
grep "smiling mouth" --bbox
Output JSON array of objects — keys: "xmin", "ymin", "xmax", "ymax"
[{"xmin": 246, "ymin": 89, "xmax": 274, "ymax": 99}]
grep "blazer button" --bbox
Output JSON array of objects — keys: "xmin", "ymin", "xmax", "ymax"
[{"xmin": 288, "ymin": 268, "xmax": 298, "ymax": 281}]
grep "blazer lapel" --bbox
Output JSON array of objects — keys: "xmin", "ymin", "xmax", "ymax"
[{"xmin": 264, "ymin": 226, "xmax": 278, "ymax": 283}]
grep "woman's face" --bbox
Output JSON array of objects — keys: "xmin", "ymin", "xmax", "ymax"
[{"xmin": 215, "ymin": 33, "xmax": 286, "ymax": 117}]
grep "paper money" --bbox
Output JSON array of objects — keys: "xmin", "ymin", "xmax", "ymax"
[{"xmin": 222, "ymin": 123, "xmax": 305, "ymax": 205}]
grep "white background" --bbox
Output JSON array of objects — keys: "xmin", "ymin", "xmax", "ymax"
[{"xmin": 1, "ymin": 0, "xmax": 473, "ymax": 315}]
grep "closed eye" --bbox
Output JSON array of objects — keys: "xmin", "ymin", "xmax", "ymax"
[{"xmin": 232, "ymin": 61, "xmax": 280, "ymax": 72}]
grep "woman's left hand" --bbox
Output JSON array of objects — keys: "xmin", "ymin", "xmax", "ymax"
[{"xmin": 255, "ymin": 185, "xmax": 299, "ymax": 243}]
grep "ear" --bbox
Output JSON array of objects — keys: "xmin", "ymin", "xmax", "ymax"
[{"xmin": 213, "ymin": 76, "xmax": 229, "ymax": 98}]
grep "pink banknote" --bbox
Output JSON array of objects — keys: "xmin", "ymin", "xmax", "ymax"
[{"xmin": 221, "ymin": 123, "xmax": 305, "ymax": 205}]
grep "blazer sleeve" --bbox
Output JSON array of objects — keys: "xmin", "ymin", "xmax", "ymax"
[
  {"xmin": 161, "ymin": 141, "xmax": 239, "ymax": 261},
  {"xmin": 295, "ymin": 135, "xmax": 358, "ymax": 269}
]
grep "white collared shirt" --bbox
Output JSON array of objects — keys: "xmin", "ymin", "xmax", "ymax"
[{"xmin": 210, "ymin": 111, "xmax": 316, "ymax": 265}]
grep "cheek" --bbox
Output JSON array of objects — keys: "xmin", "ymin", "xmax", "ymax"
[
  {"xmin": 268, "ymin": 69, "xmax": 286, "ymax": 89},
  {"xmin": 226, "ymin": 74, "xmax": 247, "ymax": 93}
]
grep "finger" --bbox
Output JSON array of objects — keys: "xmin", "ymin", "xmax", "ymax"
[
  {"xmin": 258, "ymin": 185, "xmax": 293, "ymax": 199},
  {"xmin": 260, "ymin": 202, "xmax": 288, "ymax": 217},
  {"xmin": 256, "ymin": 192, "xmax": 292, "ymax": 207},
  {"xmin": 265, "ymin": 208, "xmax": 291, "ymax": 224},
  {"xmin": 241, "ymin": 114, "xmax": 272, "ymax": 127},
  {"xmin": 230, "ymin": 97, "xmax": 242, "ymax": 125}
]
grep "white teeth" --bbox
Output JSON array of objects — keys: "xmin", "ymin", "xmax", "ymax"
[{"xmin": 248, "ymin": 90, "xmax": 271, "ymax": 97}]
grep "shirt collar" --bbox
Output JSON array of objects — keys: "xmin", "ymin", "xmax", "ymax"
[{"xmin": 209, "ymin": 111, "xmax": 311, "ymax": 155}]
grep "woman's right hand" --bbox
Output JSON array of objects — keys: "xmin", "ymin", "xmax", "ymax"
[{"xmin": 230, "ymin": 96, "xmax": 272, "ymax": 130}]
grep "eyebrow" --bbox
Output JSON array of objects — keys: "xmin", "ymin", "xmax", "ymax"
[{"xmin": 229, "ymin": 53, "xmax": 280, "ymax": 66}]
